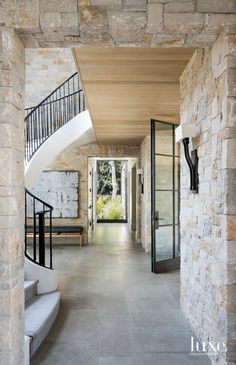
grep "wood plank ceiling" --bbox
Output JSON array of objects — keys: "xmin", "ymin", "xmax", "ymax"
[{"xmin": 73, "ymin": 48, "xmax": 194, "ymax": 144}]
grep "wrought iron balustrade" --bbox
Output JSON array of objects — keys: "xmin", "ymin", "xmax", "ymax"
[
  {"xmin": 25, "ymin": 189, "xmax": 54, "ymax": 269},
  {"xmin": 25, "ymin": 72, "xmax": 85, "ymax": 163}
]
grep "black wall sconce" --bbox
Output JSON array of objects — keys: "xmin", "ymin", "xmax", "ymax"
[
  {"xmin": 175, "ymin": 124, "xmax": 199, "ymax": 193},
  {"xmin": 137, "ymin": 168, "xmax": 144, "ymax": 194}
]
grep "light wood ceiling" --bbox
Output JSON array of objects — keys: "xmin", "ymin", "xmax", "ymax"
[{"xmin": 73, "ymin": 48, "xmax": 194, "ymax": 144}]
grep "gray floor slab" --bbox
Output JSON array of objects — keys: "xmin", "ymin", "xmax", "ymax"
[{"xmin": 31, "ymin": 223, "xmax": 211, "ymax": 365}]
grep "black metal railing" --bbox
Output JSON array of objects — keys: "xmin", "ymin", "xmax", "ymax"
[
  {"xmin": 25, "ymin": 72, "xmax": 85, "ymax": 163},
  {"xmin": 25, "ymin": 189, "xmax": 54, "ymax": 269}
]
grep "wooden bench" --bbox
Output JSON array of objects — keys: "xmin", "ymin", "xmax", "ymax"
[{"xmin": 26, "ymin": 225, "xmax": 84, "ymax": 247}]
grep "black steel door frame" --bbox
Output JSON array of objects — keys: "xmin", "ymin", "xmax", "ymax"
[{"xmin": 151, "ymin": 119, "xmax": 180, "ymax": 273}]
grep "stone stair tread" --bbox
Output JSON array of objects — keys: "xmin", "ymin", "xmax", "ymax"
[
  {"xmin": 25, "ymin": 291, "xmax": 60, "ymax": 357},
  {"xmin": 24, "ymin": 280, "xmax": 38, "ymax": 304}
]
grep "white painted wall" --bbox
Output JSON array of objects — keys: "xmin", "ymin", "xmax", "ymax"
[
  {"xmin": 25, "ymin": 110, "xmax": 96, "ymax": 189},
  {"xmin": 25, "ymin": 258, "xmax": 58, "ymax": 294}
]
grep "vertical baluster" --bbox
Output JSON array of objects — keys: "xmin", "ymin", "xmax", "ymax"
[
  {"xmin": 39, "ymin": 105, "xmax": 42, "ymax": 145},
  {"xmin": 68, "ymin": 81, "xmax": 70, "ymax": 121},
  {"xmin": 38, "ymin": 212, "xmax": 45, "ymax": 267},
  {"xmin": 63, "ymin": 84, "xmax": 66, "ymax": 126},
  {"xmin": 31, "ymin": 113, "xmax": 34, "ymax": 156},
  {"xmin": 33, "ymin": 197, "xmax": 36, "ymax": 261},
  {"xmin": 50, "ymin": 209, "xmax": 52, "ymax": 269},
  {"xmin": 58, "ymin": 87, "xmax": 60, "ymax": 127},
  {"xmin": 32, "ymin": 114, "xmax": 34, "ymax": 158},
  {"xmin": 33, "ymin": 112, "xmax": 37, "ymax": 152},
  {"xmin": 52, "ymin": 94, "xmax": 55, "ymax": 133},
  {"xmin": 28, "ymin": 117, "xmax": 30, "ymax": 160},
  {"xmin": 83, "ymin": 92, "xmax": 85, "ymax": 111},
  {"xmin": 37, "ymin": 108, "xmax": 39, "ymax": 146},
  {"xmin": 42, "ymin": 105, "xmax": 44, "ymax": 141},
  {"xmin": 25, "ymin": 120, "xmax": 28, "ymax": 162},
  {"xmin": 54, "ymin": 92, "xmax": 56, "ymax": 130},
  {"xmin": 30, "ymin": 114, "xmax": 33, "ymax": 158},
  {"xmin": 47, "ymin": 102, "xmax": 49, "ymax": 137},
  {"xmin": 25, "ymin": 190, "xmax": 27, "ymax": 256},
  {"xmin": 35, "ymin": 109, "xmax": 37, "ymax": 151},
  {"xmin": 49, "ymin": 100, "xmax": 52, "ymax": 135}
]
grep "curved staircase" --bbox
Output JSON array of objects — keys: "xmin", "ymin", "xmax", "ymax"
[{"xmin": 24, "ymin": 73, "xmax": 95, "ymax": 362}]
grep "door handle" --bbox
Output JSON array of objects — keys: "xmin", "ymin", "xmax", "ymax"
[{"xmin": 154, "ymin": 211, "xmax": 164, "ymax": 229}]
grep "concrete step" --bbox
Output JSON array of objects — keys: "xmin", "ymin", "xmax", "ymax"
[
  {"xmin": 24, "ymin": 280, "xmax": 38, "ymax": 304},
  {"xmin": 25, "ymin": 291, "xmax": 60, "ymax": 357}
]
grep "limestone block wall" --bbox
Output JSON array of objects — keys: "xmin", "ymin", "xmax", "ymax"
[
  {"xmin": 0, "ymin": 29, "xmax": 25, "ymax": 365},
  {"xmin": 25, "ymin": 48, "xmax": 75, "ymax": 108},
  {"xmin": 180, "ymin": 33, "xmax": 236, "ymax": 364},
  {"xmin": 0, "ymin": 1, "xmax": 236, "ymax": 48},
  {"xmin": 140, "ymin": 135, "xmax": 151, "ymax": 252},
  {"xmin": 46, "ymin": 142, "xmax": 141, "ymax": 243}
]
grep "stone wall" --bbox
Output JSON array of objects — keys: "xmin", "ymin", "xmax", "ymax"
[
  {"xmin": 0, "ymin": 2, "xmax": 236, "ymax": 365},
  {"xmin": 46, "ymin": 142, "xmax": 140, "ymax": 243},
  {"xmin": 0, "ymin": 29, "xmax": 25, "ymax": 365},
  {"xmin": 180, "ymin": 34, "xmax": 236, "ymax": 364},
  {"xmin": 0, "ymin": 1, "xmax": 236, "ymax": 48},
  {"xmin": 140, "ymin": 135, "xmax": 151, "ymax": 252},
  {"xmin": 25, "ymin": 48, "xmax": 75, "ymax": 108}
]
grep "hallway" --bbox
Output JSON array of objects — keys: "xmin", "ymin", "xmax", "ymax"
[
  {"xmin": 90, "ymin": 223, "xmax": 135, "ymax": 244},
  {"xmin": 31, "ymin": 229, "xmax": 210, "ymax": 365}
]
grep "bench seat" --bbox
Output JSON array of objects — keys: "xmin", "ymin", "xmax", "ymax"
[{"xmin": 26, "ymin": 225, "xmax": 84, "ymax": 246}]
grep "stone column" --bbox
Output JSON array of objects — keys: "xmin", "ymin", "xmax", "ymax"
[
  {"xmin": 180, "ymin": 32, "xmax": 236, "ymax": 365},
  {"xmin": 222, "ymin": 34, "xmax": 236, "ymax": 364},
  {"xmin": 0, "ymin": 29, "xmax": 25, "ymax": 365},
  {"xmin": 140, "ymin": 135, "xmax": 151, "ymax": 252}
]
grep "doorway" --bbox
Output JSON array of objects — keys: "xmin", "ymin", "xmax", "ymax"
[
  {"xmin": 151, "ymin": 119, "xmax": 180, "ymax": 273},
  {"xmin": 87, "ymin": 157, "xmax": 138, "ymax": 244},
  {"xmin": 96, "ymin": 160, "xmax": 128, "ymax": 223}
]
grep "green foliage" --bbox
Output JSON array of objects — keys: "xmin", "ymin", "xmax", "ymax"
[
  {"xmin": 96, "ymin": 195, "xmax": 124, "ymax": 220},
  {"xmin": 96, "ymin": 195, "xmax": 109, "ymax": 217}
]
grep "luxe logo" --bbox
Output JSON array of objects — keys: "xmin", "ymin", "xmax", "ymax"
[{"xmin": 191, "ymin": 337, "xmax": 227, "ymax": 355}]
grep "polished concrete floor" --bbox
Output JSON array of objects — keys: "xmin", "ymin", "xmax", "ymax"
[
  {"xmin": 31, "ymin": 224, "xmax": 210, "ymax": 365},
  {"xmin": 89, "ymin": 223, "xmax": 135, "ymax": 244}
]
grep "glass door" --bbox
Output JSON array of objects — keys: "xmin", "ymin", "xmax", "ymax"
[{"xmin": 151, "ymin": 119, "xmax": 180, "ymax": 273}]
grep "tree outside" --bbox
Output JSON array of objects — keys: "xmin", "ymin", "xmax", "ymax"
[{"xmin": 96, "ymin": 160, "xmax": 127, "ymax": 220}]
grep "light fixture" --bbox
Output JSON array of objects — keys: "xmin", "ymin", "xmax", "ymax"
[
  {"xmin": 137, "ymin": 168, "xmax": 144, "ymax": 194},
  {"xmin": 175, "ymin": 124, "xmax": 199, "ymax": 193}
]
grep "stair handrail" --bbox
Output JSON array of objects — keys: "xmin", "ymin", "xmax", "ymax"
[
  {"xmin": 25, "ymin": 72, "xmax": 85, "ymax": 163},
  {"xmin": 25, "ymin": 188, "xmax": 54, "ymax": 269},
  {"xmin": 24, "ymin": 72, "xmax": 87, "ymax": 269}
]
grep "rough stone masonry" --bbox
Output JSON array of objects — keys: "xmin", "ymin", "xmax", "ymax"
[
  {"xmin": 180, "ymin": 33, "xmax": 236, "ymax": 364},
  {"xmin": 0, "ymin": 0, "xmax": 236, "ymax": 48},
  {"xmin": 0, "ymin": 1, "xmax": 236, "ymax": 365}
]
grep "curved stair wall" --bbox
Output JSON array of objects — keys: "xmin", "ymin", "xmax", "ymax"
[
  {"xmin": 25, "ymin": 257, "xmax": 58, "ymax": 294},
  {"xmin": 25, "ymin": 109, "xmax": 95, "ymax": 189}
]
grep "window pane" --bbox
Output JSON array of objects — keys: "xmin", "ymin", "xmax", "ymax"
[
  {"xmin": 155, "ymin": 191, "xmax": 173, "ymax": 225},
  {"xmin": 175, "ymin": 157, "xmax": 180, "ymax": 190},
  {"xmin": 155, "ymin": 155, "xmax": 173, "ymax": 190},
  {"xmin": 175, "ymin": 192, "xmax": 179, "ymax": 224},
  {"xmin": 155, "ymin": 122, "xmax": 173, "ymax": 155},
  {"xmin": 175, "ymin": 225, "xmax": 180, "ymax": 258},
  {"xmin": 155, "ymin": 226, "xmax": 174, "ymax": 261}
]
